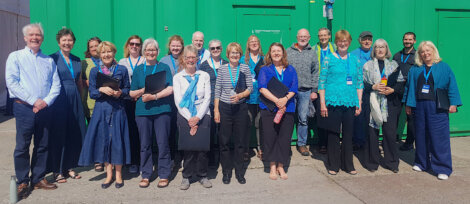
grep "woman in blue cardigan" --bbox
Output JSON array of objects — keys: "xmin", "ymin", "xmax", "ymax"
[{"xmin": 403, "ymin": 41, "xmax": 462, "ymax": 180}]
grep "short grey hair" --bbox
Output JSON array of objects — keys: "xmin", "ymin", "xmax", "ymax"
[
  {"xmin": 370, "ymin": 38, "xmax": 392, "ymax": 59},
  {"xmin": 192, "ymin": 31, "xmax": 204, "ymax": 40},
  {"xmin": 22, "ymin": 23, "xmax": 44, "ymax": 37},
  {"xmin": 318, "ymin": 27, "xmax": 331, "ymax": 36},
  {"xmin": 208, "ymin": 39, "xmax": 221, "ymax": 47},
  {"xmin": 142, "ymin": 38, "xmax": 159, "ymax": 53}
]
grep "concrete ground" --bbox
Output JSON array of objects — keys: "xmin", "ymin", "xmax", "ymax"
[{"xmin": 1, "ymin": 115, "xmax": 469, "ymax": 204}]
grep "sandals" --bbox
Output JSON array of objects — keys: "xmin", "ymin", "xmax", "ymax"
[
  {"xmin": 328, "ymin": 170, "xmax": 338, "ymax": 175},
  {"xmin": 54, "ymin": 173, "xmax": 67, "ymax": 183},
  {"xmin": 68, "ymin": 170, "xmax": 81, "ymax": 179},
  {"xmin": 95, "ymin": 163, "xmax": 104, "ymax": 172},
  {"xmin": 139, "ymin": 179, "xmax": 150, "ymax": 188},
  {"xmin": 157, "ymin": 179, "xmax": 169, "ymax": 188},
  {"xmin": 348, "ymin": 170, "xmax": 357, "ymax": 175}
]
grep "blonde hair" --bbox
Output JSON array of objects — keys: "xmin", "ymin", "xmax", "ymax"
[
  {"xmin": 98, "ymin": 41, "xmax": 117, "ymax": 56},
  {"xmin": 226, "ymin": 42, "xmax": 243, "ymax": 59},
  {"xmin": 334, "ymin": 30, "xmax": 352, "ymax": 45},
  {"xmin": 123, "ymin": 35, "xmax": 142, "ymax": 58},
  {"xmin": 244, "ymin": 35, "xmax": 264, "ymax": 64},
  {"xmin": 415, "ymin": 41, "xmax": 442, "ymax": 66}
]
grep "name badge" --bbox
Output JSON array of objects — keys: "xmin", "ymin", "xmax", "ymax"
[
  {"xmin": 346, "ymin": 76, "xmax": 353, "ymax": 85},
  {"xmin": 422, "ymin": 84, "xmax": 430, "ymax": 94}
]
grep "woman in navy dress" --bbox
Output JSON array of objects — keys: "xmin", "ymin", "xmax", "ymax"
[
  {"xmin": 47, "ymin": 28, "xmax": 86, "ymax": 183},
  {"xmin": 79, "ymin": 41, "xmax": 131, "ymax": 189}
]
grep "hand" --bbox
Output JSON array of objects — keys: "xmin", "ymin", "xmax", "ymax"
[
  {"xmin": 320, "ymin": 103, "xmax": 328, "ymax": 117},
  {"xmin": 230, "ymin": 93, "xmax": 241, "ymax": 103},
  {"xmin": 188, "ymin": 116, "xmax": 200, "ymax": 127},
  {"xmin": 380, "ymin": 87, "xmax": 394, "ymax": 96},
  {"xmin": 142, "ymin": 94, "xmax": 157, "ymax": 103},
  {"xmin": 355, "ymin": 106, "xmax": 362, "ymax": 116},
  {"xmin": 214, "ymin": 111, "xmax": 221, "ymax": 124},
  {"xmin": 33, "ymin": 99, "xmax": 48, "ymax": 113},
  {"xmin": 275, "ymin": 97, "xmax": 288, "ymax": 109},
  {"xmin": 113, "ymin": 89, "xmax": 122, "ymax": 98},
  {"xmin": 373, "ymin": 83, "xmax": 386, "ymax": 92},
  {"xmin": 449, "ymin": 105, "xmax": 457, "ymax": 113},
  {"xmin": 190, "ymin": 125, "xmax": 199, "ymax": 136},
  {"xmin": 406, "ymin": 106, "xmax": 412, "ymax": 115},
  {"xmin": 99, "ymin": 87, "xmax": 115, "ymax": 96},
  {"xmin": 310, "ymin": 92, "xmax": 318, "ymax": 101}
]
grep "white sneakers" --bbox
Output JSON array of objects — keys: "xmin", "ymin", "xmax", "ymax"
[
  {"xmin": 437, "ymin": 174, "xmax": 449, "ymax": 180},
  {"xmin": 412, "ymin": 165, "xmax": 423, "ymax": 172}
]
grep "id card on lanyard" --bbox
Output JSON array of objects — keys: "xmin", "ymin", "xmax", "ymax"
[
  {"xmin": 338, "ymin": 52, "xmax": 352, "ymax": 85},
  {"xmin": 422, "ymin": 65, "xmax": 433, "ymax": 94}
]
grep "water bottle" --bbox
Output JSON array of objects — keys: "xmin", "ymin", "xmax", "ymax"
[
  {"xmin": 10, "ymin": 175, "xmax": 17, "ymax": 204},
  {"xmin": 274, "ymin": 109, "xmax": 285, "ymax": 124}
]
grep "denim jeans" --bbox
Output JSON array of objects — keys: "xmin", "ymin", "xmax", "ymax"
[{"xmin": 296, "ymin": 90, "xmax": 311, "ymax": 146}]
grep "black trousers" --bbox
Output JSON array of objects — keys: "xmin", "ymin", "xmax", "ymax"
[
  {"xmin": 208, "ymin": 104, "xmax": 220, "ymax": 166},
  {"xmin": 403, "ymin": 107, "xmax": 416, "ymax": 145},
  {"xmin": 261, "ymin": 110, "xmax": 294, "ymax": 164},
  {"xmin": 182, "ymin": 151, "xmax": 208, "ymax": 178},
  {"xmin": 363, "ymin": 104, "xmax": 401, "ymax": 171},
  {"xmin": 327, "ymin": 106, "xmax": 355, "ymax": 172},
  {"xmin": 124, "ymin": 100, "xmax": 140, "ymax": 166},
  {"xmin": 219, "ymin": 101, "xmax": 248, "ymax": 175},
  {"xmin": 315, "ymin": 98, "xmax": 327, "ymax": 147},
  {"xmin": 247, "ymin": 104, "xmax": 262, "ymax": 150}
]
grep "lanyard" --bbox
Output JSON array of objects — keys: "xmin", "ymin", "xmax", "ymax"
[
  {"xmin": 423, "ymin": 65, "xmax": 433, "ymax": 84},
  {"xmin": 337, "ymin": 51, "xmax": 350, "ymax": 76},
  {"xmin": 59, "ymin": 50, "xmax": 74, "ymax": 79},
  {"xmin": 99, "ymin": 64, "xmax": 119, "ymax": 76},
  {"xmin": 144, "ymin": 61, "xmax": 158, "ymax": 75},
  {"xmin": 249, "ymin": 54, "xmax": 259, "ymax": 66},
  {"xmin": 273, "ymin": 65, "xmax": 284, "ymax": 81},
  {"xmin": 380, "ymin": 66, "xmax": 386, "ymax": 79},
  {"xmin": 321, "ymin": 44, "xmax": 330, "ymax": 63},
  {"xmin": 128, "ymin": 56, "xmax": 141, "ymax": 71},
  {"xmin": 401, "ymin": 53, "xmax": 410, "ymax": 63},
  {"xmin": 91, "ymin": 57, "xmax": 99, "ymax": 67},
  {"xmin": 198, "ymin": 49, "xmax": 205, "ymax": 65},
  {"xmin": 210, "ymin": 57, "xmax": 221, "ymax": 78},
  {"xmin": 228, "ymin": 63, "xmax": 240, "ymax": 88},
  {"xmin": 170, "ymin": 55, "xmax": 179, "ymax": 73}
]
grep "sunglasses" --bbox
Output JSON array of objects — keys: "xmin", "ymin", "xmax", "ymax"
[
  {"xmin": 129, "ymin": 42, "xmax": 141, "ymax": 47},
  {"xmin": 210, "ymin": 46, "xmax": 221, "ymax": 51}
]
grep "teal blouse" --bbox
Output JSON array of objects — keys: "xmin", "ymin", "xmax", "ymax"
[
  {"xmin": 319, "ymin": 53, "xmax": 363, "ymax": 107},
  {"xmin": 130, "ymin": 63, "xmax": 173, "ymax": 116}
]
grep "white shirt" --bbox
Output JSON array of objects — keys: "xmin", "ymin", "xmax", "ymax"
[{"xmin": 173, "ymin": 69, "xmax": 211, "ymax": 121}]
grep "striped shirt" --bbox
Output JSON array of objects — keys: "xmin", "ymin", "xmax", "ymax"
[{"xmin": 214, "ymin": 63, "xmax": 252, "ymax": 104}]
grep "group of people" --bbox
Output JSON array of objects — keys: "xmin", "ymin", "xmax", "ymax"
[{"xmin": 6, "ymin": 22, "xmax": 462, "ymax": 198}]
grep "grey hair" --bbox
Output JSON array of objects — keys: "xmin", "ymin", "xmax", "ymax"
[
  {"xmin": 22, "ymin": 23, "xmax": 44, "ymax": 37},
  {"xmin": 142, "ymin": 38, "xmax": 159, "ymax": 54},
  {"xmin": 318, "ymin": 27, "xmax": 331, "ymax": 36},
  {"xmin": 208, "ymin": 39, "xmax": 222, "ymax": 47},
  {"xmin": 192, "ymin": 31, "xmax": 204, "ymax": 40},
  {"xmin": 371, "ymin": 38, "xmax": 392, "ymax": 59}
]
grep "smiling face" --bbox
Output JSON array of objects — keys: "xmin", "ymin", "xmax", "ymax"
[
  {"xmin": 209, "ymin": 41, "xmax": 222, "ymax": 58},
  {"xmin": 374, "ymin": 43, "xmax": 387, "ymax": 60},
  {"xmin": 336, "ymin": 39, "xmax": 351, "ymax": 53},
  {"xmin": 88, "ymin": 40, "xmax": 100, "ymax": 58},
  {"xmin": 420, "ymin": 45, "xmax": 434, "ymax": 65},
  {"xmin": 169, "ymin": 40, "xmax": 183, "ymax": 56},
  {"xmin": 359, "ymin": 36, "xmax": 373, "ymax": 50},
  {"xmin": 297, "ymin": 29, "xmax": 311, "ymax": 48},
  {"xmin": 59, "ymin": 34, "xmax": 75, "ymax": 53},
  {"xmin": 24, "ymin": 27, "xmax": 43, "ymax": 51},
  {"xmin": 192, "ymin": 33, "xmax": 204, "ymax": 50},
  {"xmin": 318, "ymin": 30, "xmax": 331, "ymax": 46},
  {"xmin": 270, "ymin": 45, "xmax": 284, "ymax": 63},
  {"xmin": 127, "ymin": 38, "xmax": 141, "ymax": 56},
  {"xmin": 100, "ymin": 46, "xmax": 116, "ymax": 66},
  {"xmin": 248, "ymin": 38, "xmax": 260, "ymax": 52},
  {"xmin": 403, "ymin": 34, "xmax": 416, "ymax": 49},
  {"xmin": 228, "ymin": 48, "xmax": 241, "ymax": 64},
  {"xmin": 184, "ymin": 51, "xmax": 198, "ymax": 70},
  {"xmin": 144, "ymin": 44, "xmax": 158, "ymax": 61}
]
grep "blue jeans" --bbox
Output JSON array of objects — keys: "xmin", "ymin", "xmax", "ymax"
[{"xmin": 296, "ymin": 90, "xmax": 311, "ymax": 146}]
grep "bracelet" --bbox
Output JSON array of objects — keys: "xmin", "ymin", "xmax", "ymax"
[{"xmin": 285, "ymin": 96, "xmax": 289, "ymax": 100}]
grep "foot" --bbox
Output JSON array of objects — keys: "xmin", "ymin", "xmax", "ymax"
[
  {"xmin": 34, "ymin": 179, "xmax": 57, "ymax": 190},
  {"xmin": 399, "ymin": 143, "xmax": 414, "ymax": 151},
  {"xmin": 54, "ymin": 173, "xmax": 67, "ymax": 183},
  {"xmin": 222, "ymin": 173, "xmax": 231, "ymax": 184},
  {"xmin": 101, "ymin": 179, "xmax": 114, "ymax": 189},
  {"xmin": 180, "ymin": 178, "xmax": 190, "ymax": 190},
  {"xmin": 115, "ymin": 181, "xmax": 124, "ymax": 188},
  {"xmin": 68, "ymin": 170, "xmax": 81, "ymax": 179},
  {"xmin": 157, "ymin": 179, "xmax": 169, "ymax": 188},
  {"xmin": 199, "ymin": 177, "xmax": 212, "ymax": 188},
  {"xmin": 277, "ymin": 168, "xmax": 288, "ymax": 180},
  {"xmin": 269, "ymin": 170, "xmax": 278, "ymax": 180},
  {"xmin": 94, "ymin": 163, "xmax": 104, "ymax": 172},
  {"xmin": 128, "ymin": 165, "xmax": 139, "ymax": 174},
  {"xmin": 17, "ymin": 183, "xmax": 30, "ymax": 199},
  {"xmin": 412, "ymin": 165, "xmax": 423, "ymax": 172},
  {"xmin": 328, "ymin": 170, "xmax": 338, "ymax": 175},
  {"xmin": 139, "ymin": 179, "xmax": 150, "ymax": 188},
  {"xmin": 348, "ymin": 170, "xmax": 357, "ymax": 175},
  {"xmin": 236, "ymin": 174, "xmax": 246, "ymax": 184},
  {"xmin": 298, "ymin": 145, "xmax": 310, "ymax": 156},
  {"xmin": 437, "ymin": 174, "xmax": 449, "ymax": 180}
]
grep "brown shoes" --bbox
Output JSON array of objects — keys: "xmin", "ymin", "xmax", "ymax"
[
  {"xmin": 17, "ymin": 183, "xmax": 30, "ymax": 199},
  {"xmin": 298, "ymin": 146, "xmax": 310, "ymax": 156},
  {"xmin": 34, "ymin": 179, "xmax": 57, "ymax": 190},
  {"xmin": 139, "ymin": 179, "xmax": 150, "ymax": 188},
  {"xmin": 157, "ymin": 179, "xmax": 169, "ymax": 188}
]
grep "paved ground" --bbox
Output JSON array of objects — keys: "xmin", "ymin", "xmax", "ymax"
[{"xmin": 1, "ymin": 114, "xmax": 469, "ymax": 204}]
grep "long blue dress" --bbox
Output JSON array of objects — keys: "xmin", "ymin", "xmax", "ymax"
[
  {"xmin": 78, "ymin": 63, "xmax": 131, "ymax": 166},
  {"xmin": 47, "ymin": 51, "xmax": 86, "ymax": 174}
]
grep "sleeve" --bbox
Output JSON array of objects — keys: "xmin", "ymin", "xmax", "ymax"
[
  {"xmin": 120, "ymin": 67, "xmax": 130, "ymax": 98},
  {"xmin": 311, "ymin": 50, "xmax": 320, "ymax": 92},
  {"xmin": 244, "ymin": 65, "xmax": 253, "ymax": 92},
  {"xmin": 288, "ymin": 66, "xmax": 298, "ymax": 94},
  {"xmin": 355, "ymin": 58, "xmax": 364, "ymax": 90},
  {"xmin": 43, "ymin": 59, "xmax": 61, "ymax": 106},
  {"xmin": 446, "ymin": 65, "xmax": 462, "ymax": 106},
  {"xmin": 258, "ymin": 66, "xmax": 268, "ymax": 89},
  {"xmin": 214, "ymin": 66, "xmax": 223, "ymax": 99},
  {"xmin": 173, "ymin": 75, "xmax": 191, "ymax": 121},
  {"xmin": 404, "ymin": 67, "xmax": 417, "ymax": 107},
  {"xmin": 196, "ymin": 73, "xmax": 211, "ymax": 120},
  {"xmin": 318, "ymin": 57, "xmax": 329, "ymax": 90},
  {"xmin": 89, "ymin": 68, "xmax": 101, "ymax": 99},
  {"xmin": 5, "ymin": 52, "xmax": 37, "ymax": 105}
]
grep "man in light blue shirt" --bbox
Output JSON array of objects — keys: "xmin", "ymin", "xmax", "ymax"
[{"xmin": 5, "ymin": 23, "xmax": 61, "ymax": 195}]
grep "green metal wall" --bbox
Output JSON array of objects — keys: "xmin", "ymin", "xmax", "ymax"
[{"xmin": 30, "ymin": 0, "xmax": 470, "ymax": 136}]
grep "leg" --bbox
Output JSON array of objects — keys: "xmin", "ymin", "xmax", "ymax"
[
  {"xmin": 427, "ymin": 102, "xmax": 452, "ymax": 176},
  {"xmin": 31, "ymin": 108, "xmax": 51, "ymax": 184},
  {"xmin": 260, "ymin": 110, "xmax": 277, "ymax": 163},
  {"xmin": 341, "ymin": 107, "xmax": 355, "ymax": 173},
  {"xmin": 269, "ymin": 162, "xmax": 278, "ymax": 180},
  {"xmin": 154, "ymin": 114, "xmax": 171, "ymax": 179},
  {"xmin": 404, "ymin": 111, "xmax": 416, "ymax": 146},
  {"xmin": 218, "ymin": 102, "xmax": 234, "ymax": 176},
  {"xmin": 296, "ymin": 90, "xmax": 311, "ymax": 154},
  {"xmin": 104, "ymin": 162, "xmax": 113, "ymax": 184},
  {"xmin": 115, "ymin": 165, "xmax": 123, "ymax": 184},
  {"xmin": 196, "ymin": 151, "xmax": 209, "ymax": 178},
  {"xmin": 413, "ymin": 101, "xmax": 429, "ymax": 170},
  {"xmin": 182, "ymin": 151, "xmax": 196, "ymax": 179},
  {"xmin": 125, "ymin": 100, "xmax": 140, "ymax": 170},
  {"xmin": 233, "ymin": 103, "xmax": 248, "ymax": 176},
  {"xmin": 135, "ymin": 116, "xmax": 153, "ymax": 179},
  {"xmin": 327, "ymin": 130, "xmax": 341, "ymax": 172},
  {"xmin": 363, "ymin": 127, "xmax": 380, "ymax": 171},
  {"xmin": 13, "ymin": 103, "xmax": 35, "ymax": 185},
  {"xmin": 382, "ymin": 105, "xmax": 401, "ymax": 171}
]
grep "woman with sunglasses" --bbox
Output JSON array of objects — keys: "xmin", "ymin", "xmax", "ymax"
[
  {"xmin": 118, "ymin": 35, "xmax": 145, "ymax": 174},
  {"xmin": 240, "ymin": 35, "xmax": 264, "ymax": 159},
  {"xmin": 199, "ymin": 39, "xmax": 228, "ymax": 166}
]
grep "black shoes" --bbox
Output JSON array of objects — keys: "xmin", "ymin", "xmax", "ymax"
[
  {"xmin": 222, "ymin": 174, "xmax": 231, "ymax": 184},
  {"xmin": 101, "ymin": 180, "xmax": 114, "ymax": 189},
  {"xmin": 115, "ymin": 181, "xmax": 124, "ymax": 188},
  {"xmin": 236, "ymin": 175, "xmax": 246, "ymax": 184}
]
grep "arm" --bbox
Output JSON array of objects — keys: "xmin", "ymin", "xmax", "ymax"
[
  {"xmin": 173, "ymin": 75, "xmax": 192, "ymax": 121},
  {"xmin": 195, "ymin": 73, "xmax": 211, "ymax": 121},
  {"xmin": 231, "ymin": 66, "xmax": 253, "ymax": 103},
  {"xmin": 311, "ymin": 50, "xmax": 320, "ymax": 93},
  {"xmin": 42, "ymin": 60, "xmax": 61, "ymax": 106},
  {"xmin": 5, "ymin": 52, "xmax": 37, "ymax": 105}
]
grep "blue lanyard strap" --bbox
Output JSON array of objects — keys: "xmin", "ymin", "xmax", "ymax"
[
  {"xmin": 423, "ymin": 65, "xmax": 433, "ymax": 84},
  {"xmin": 170, "ymin": 55, "xmax": 179, "ymax": 73},
  {"xmin": 198, "ymin": 49, "xmax": 205, "ymax": 65},
  {"xmin": 144, "ymin": 61, "xmax": 158, "ymax": 75},
  {"xmin": 128, "ymin": 56, "xmax": 141, "ymax": 71},
  {"xmin": 380, "ymin": 66, "xmax": 386, "ymax": 78},
  {"xmin": 321, "ymin": 44, "xmax": 330, "ymax": 61},
  {"xmin": 249, "ymin": 54, "xmax": 259, "ymax": 67},
  {"xmin": 337, "ymin": 51, "xmax": 350, "ymax": 76},
  {"xmin": 59, "ymin": 50, "xmax": 75, "ymax": 79},
  {"xmin": 91, "ymin": 57, "xmax": 99, "ymax": 67},
  {"xmin": 401, "ymin": 53, "xmax": 410, "ymax": 63},
  {"xmin": 210, "ymin": 57, "xmax": 221, "ymax": 78},
  {"xmin": 228, "ymin": 63, "xmax": 240, "ymax": 88},
  {"xmin": 273, "ymin": 65, "xmax": 284, "ymax": 81},
  {"xmin": 98, "ymin": 64, "xmax": 119, "ymax": 76}
]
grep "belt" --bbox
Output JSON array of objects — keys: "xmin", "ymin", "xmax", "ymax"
[
  {"xmin": 298, "ymin": 87, "xmax": 312, "ymax": 92},
  {"xmin": 14, "ymin": 99, "xmax": 29, "ymax": 105}
]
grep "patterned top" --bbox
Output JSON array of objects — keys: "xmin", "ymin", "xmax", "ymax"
[{"xmin": 214, "ymin": 63, "xmax": 253, "ymax": 104}]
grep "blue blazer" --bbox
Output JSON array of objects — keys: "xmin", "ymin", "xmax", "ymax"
[{"xmin": 403, "ymin": 61, "xmax": 462, "ymax": 107}]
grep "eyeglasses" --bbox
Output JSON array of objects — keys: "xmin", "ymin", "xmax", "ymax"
[
  {"xmin": 185, "ymin": 56, "xmax": 197, "ymax": 60},
  {"xmin": 129, "ymin": 42, "xmax": 141, "ymax": 47},
  {"xmin": 229, "ymin": 52, "xmax": 241, "ymax": 56},
  {"xmin": 145, "ymin": 49, "xmax": 158, "ymax": 53},
  {"xmin": 210, "ymin": 46, "xmax": 221, "ymax": 51}
]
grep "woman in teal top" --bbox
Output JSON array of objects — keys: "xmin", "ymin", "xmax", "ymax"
[
  {"xmin": 318, "ymin": 30, "xmax": 363, "ymax": 176},
  {"xmin": 240, "ymin": 35, "xmax": 265, "ymax": 159},
  {"xmin": 129, "ymin": 38, "xmax": 174, "ymax": 188}
]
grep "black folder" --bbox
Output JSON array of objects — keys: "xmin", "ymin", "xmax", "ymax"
[
  {"xmin": 144, "ymin": 71, "xmax": 167, "ymax": 94},
  {"xmin": 97, "ymin": 72, "xmax": 120, "ymax": 91},
  {"xmin": 436, "ymin": 88, "xmax": 450, "ymax": 111},
  {"xmin": 260, "ymin": 76, "xmax": 289, "ymax": 111},
  {"xmin": 235, "ymin": 72, "xmax": 247, "ymax": 93}
]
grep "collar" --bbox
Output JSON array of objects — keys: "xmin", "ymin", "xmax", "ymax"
[
  {"xmin": 24, "ymin": 46, "xmax": 42, "ymax": 56},
  {"xmin": 360, "ymin": 47, "xmax": 370, "ymax": 53},
  {"xmin": 292, "ymin": 43, "xmax": 312, "ymax": 51},
  {"xmin": 402, "ymin": 48, "xmax": 416, "ymax": 55},
  {"xmin": 182, "ymin": 69, "xmax": 198, "ymax": 77}
]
